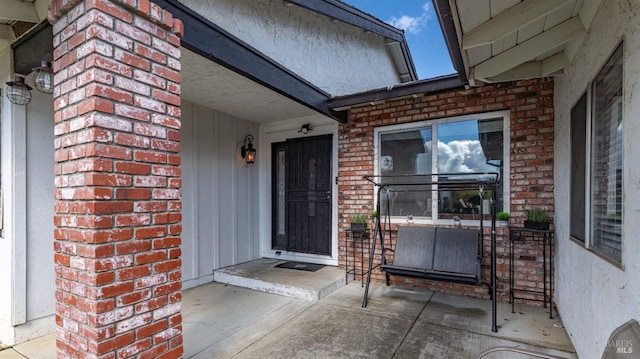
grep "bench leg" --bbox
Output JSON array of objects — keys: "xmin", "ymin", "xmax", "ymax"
[{"xmin": 385, "ymin": 272, "xmax": 390, "ymax": 286}]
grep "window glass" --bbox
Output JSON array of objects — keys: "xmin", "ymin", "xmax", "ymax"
[
  {"xmin": 380, "ymin": 128, "xmax": 432, "ymax": 218},
  {"xmin": 271, "ymin": 143, "xmax": 287, "ymax": 250},
  {"xmin": 570, "ymin": 93, "xmax": 587, "ymax": 242},
  {"xmin": 438, "ymin": 119, "xmax": 503, "ymax": 219},
  {"xmin": 590, "ymin": 43, "xmax": 623, "ymax": 263},
  {"xmin": 378, "ymin": 116, "xmax": 504, "ymax": 221}
]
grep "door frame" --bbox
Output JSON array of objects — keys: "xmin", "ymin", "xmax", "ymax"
[{"xmin": 258, "ymin": 118, "xmax": 339, "ymax": 265}]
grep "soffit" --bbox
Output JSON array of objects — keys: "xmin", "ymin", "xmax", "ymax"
[
  {"xmin": 181, "ymin": 48, "xmax": 318, "ymax": 123},
  {"xmin": 450, "ymin": 0, "xmax": 604, "ymax": 85},
  {"xmin": 0, "ymin": 0, "xmax": 39, "ymax": 48}
]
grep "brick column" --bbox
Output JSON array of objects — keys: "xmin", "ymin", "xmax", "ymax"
[{"xmin": 48, "ymin": 0, "xmax": 183, "ymax": 357}]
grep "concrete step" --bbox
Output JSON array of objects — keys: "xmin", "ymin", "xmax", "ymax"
[{"xmin": 213, "ymin": 259, "xmax": 345, "ymax": 302}]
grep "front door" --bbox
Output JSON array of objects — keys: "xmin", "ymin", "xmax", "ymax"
[{"xmin": 272, "ymin": 134, "xmax": 332, "ymax": 256}]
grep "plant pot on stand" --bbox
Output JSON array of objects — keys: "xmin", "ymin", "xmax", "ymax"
[{"xmin": 524, "ymin": 220, "xmax": 550, "ymax": 230}]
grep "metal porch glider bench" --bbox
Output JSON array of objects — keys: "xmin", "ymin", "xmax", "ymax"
[
  {"xmin": 361, "ymin": 173, "xmax": 500, "ymax": 332},
  {"xmin": 381, "ymin": 226, "xmax": 481, "ymax": 286}
]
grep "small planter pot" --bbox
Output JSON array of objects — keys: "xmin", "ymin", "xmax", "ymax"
[
  {"xmin": 350, "ymin": 223, "xmax": 367, "ymax": 231},
  {"xmin": 524, "ymin": 220, "xmax": 549, "ymax": 231}
]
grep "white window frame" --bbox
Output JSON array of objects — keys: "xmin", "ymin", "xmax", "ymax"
[{"xmin": 373, "ymin": 110, "xmax": 510, "ymax": 226}]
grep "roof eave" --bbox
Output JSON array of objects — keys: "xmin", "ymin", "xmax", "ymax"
[
  {"xmin": 287, "ymin": 0, "xmax": 418, "ymax": 82},
  {"xmin": 432, "ymin": 0, "xmax": 468, "ymax": 84},
  {"xmin": 328, "ymin": 74, "xmax": 465, "ymax": 111},
  {"xmin": 155, "ymin": 0, "xmax": 347, "ymax": 122}
]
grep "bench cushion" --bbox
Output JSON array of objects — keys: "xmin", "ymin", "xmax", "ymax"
[
  {"xmin": 392, "ymin": 226, "xmax": 436, "ymax": 269},
  {"xmin": 433, "ymin": 227, "xmax": 479, "ymax": 276},
  {"xmin": 383, "ymin": 226, "xmax": 480, "ymax": 284}
]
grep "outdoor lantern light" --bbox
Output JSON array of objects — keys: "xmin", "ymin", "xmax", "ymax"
[
  {"xmin": 5, "ymin": 75, "xmax": 32, "ymax": 105},
  {"xmin": 32, "ymin": 60, "xmax": 54, "ymax": 94},
  {"xmin": 241, "ymin": 135, "xmax": 256, "ymax": 164}
]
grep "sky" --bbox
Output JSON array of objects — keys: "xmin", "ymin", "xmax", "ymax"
[{"xmin": 342, "ymin": 0, "xmax": 455, "ymax": 80}]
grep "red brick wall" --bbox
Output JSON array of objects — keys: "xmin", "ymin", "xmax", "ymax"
[
  {"xmin": 49, "ymin": 0, "xmax": 184, "ymax": 357},
  {"xmin": 339, "ymin": 79, "xmax": 554, "ymax": 304}
]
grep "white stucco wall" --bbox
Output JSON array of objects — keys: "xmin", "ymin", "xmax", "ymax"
[
  {"xmin": 180, "ymin": 101, "xmax": 260, "ymax": 289},
  {"xmin": 180, "ymin": 0, "xmax": 402, "ymax": 95},
  {"xmin": 554, "ymin": 1, "xmax": 640, "ymax": 357}
]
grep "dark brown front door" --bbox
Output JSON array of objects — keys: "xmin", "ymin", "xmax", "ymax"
[{"xmin": 272, "ymin": 135, "xmax": 332, "ymax": 255}]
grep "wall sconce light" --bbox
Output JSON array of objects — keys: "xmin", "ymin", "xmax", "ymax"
[
  {"xmin": 241, "ymin": 135, "xmax": 256, "ymax": 164},
  {"xmin": 298, "ymin": 124, "xmax": 312, "ymax": 134},
  {"xmin": 32, "ymin": 60, "xmax": 54, "ymax": 94},
  {"xmin": 5, "ymin": 75, "xmax": 32, "ymax": 105}
]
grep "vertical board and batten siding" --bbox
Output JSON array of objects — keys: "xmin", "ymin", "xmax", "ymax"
[
  {"xmin": 25, "ymin": 89, "xmax": 55, "ymax": 321},
  {"xmin": 181, "ymin": 101, "xmax": 259, "ymax": 289},
  {"xmin": 1, "ymin": 49, "xmax": 57, "ymax": 345}
]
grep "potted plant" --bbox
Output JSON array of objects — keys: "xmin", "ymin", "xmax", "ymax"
[
  {"xmin": 350, "ymin": 214, "xmax": 368, "ymax": 231},
  {"xmin": 607, "ymin": 212, "xmax": 622, "ymax": 224},
  {"xmin": 524, "ymin": 209, "xmax": 550, "ymax": 230},
  {"xmin": 497, "ymin": 211, "xmax": 510, "ymax": 226}
]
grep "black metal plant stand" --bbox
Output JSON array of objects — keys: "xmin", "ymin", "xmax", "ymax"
[
  {"xmin": 345, "ymin": 229, "xmax": 369, "ymax": 286},
  {"xmin": 509, "ymin": 227, "xmax": 554, "ymax": 319}
]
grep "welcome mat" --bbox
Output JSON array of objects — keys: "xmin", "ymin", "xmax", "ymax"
[{"xmin": 275, "ymin": 261, "xmax": 325, "ymax": 272}]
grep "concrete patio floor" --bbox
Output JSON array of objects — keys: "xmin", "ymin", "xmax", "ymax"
[{"xmin": 0, "ymin": 278, "xmax": 576, "ymax": 358}]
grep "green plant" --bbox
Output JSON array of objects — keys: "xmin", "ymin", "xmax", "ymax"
[
  {"xmin": 497, "ymin": 211, "xmax": 510, "ymax": 221},
  {"xmin": 525, "ymin": 209, "xmax": 550, "ymax": 223},
  {"xmin": 607, "ymin": 212, "xmax": 622, "ymax": 223},
  {"xmin": 351, "ymin": 214, "xmax": 368, "ymax": 223},
  {"xmin": 371, "ymin": 210, "xmax": 378, "ymax": 218}
]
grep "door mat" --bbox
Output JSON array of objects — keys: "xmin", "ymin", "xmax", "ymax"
[{"xmin": 275, "ymin": 261, "xmax": 325, "ymax": 272}]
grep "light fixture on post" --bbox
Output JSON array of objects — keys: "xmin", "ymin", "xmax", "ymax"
[
  {"xmin": 5, "ymin": 75, "xmax": 32, "ymax": 105},
  {"xmin": 298, "ymin": 123, "xmax": 312, "ymax": 134},
  {"xmin": 32, "ymin": 60, "xmax": 54, "ymax": 94},
  {"xmin": 241, "ymin": 135, "xmax": 256, "ymax": 164}
]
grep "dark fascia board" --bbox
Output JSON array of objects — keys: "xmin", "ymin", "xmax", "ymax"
[
  {"xmin": 432, "ymin": 0, "xmax": 468, "ymax": 83},
  {"xmin": 288, "ymin": 0, "xmax": 404, "ymax": 41},
  {"xmin": 327, "ymin": 74, "xmax": 465, "ymax": 110},
  {"xmin": 12, "ymin": 21, "xmax": 53, "ymax": 76},
  {"xmin": 155, "ymin": 0, "xmax": 347, "ymax": 122},
  {"xmin": 287, "ymin": 0, "xmax": 418, "ymax": 82}
]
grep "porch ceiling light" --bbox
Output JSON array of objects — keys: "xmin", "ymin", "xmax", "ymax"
[
  {"xmin": 241, "ymin": 134, "xmax": 256, "ymax": 164},
  {"xmin": 32, "ymin": 60, "xmax": 54, "ymax": 94},
  {"xmin": 5, "ymin": 75, "xmax": 32, "ymax": 105},
  {"xmin": 298, "ymin": 123, "xmax": 312, "ymax": 134}
]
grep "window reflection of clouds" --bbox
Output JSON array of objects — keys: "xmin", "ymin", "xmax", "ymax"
[
  {"xmin": 377, "ymin": 115, "xmax": 505, "ymax": 219},
  {"xmin": 438, "ymin": 140, "xmax": 495, "ymax": 173}
]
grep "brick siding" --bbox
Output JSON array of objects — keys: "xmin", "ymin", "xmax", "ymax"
[
  {"xmin": 338, "ymin": 79, "xmax": 554, "ymax": 304},
  {"xmin": 49, "ymin": 0, "xmax": 184, "ymax": 357}
]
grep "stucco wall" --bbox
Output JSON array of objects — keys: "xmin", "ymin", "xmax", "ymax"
[
  {"xmin": 553, "ymin": 0, "xmax": 640, "ymax": 357},
  {"xmin": 180, "ymin": 0, "xmax": 402, "ymax": 95},
  {"xmin": 180, "ymin": 100, "xmax": 260, "ymax": 289}
]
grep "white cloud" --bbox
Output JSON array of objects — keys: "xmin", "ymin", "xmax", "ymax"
[
  {"xmin": 437, "ymin": 140, "xmax": 495, "ymax": 174},
  {"xmin": 387, "ymin": 2, "xmax": 433, "ymax": 35}
]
